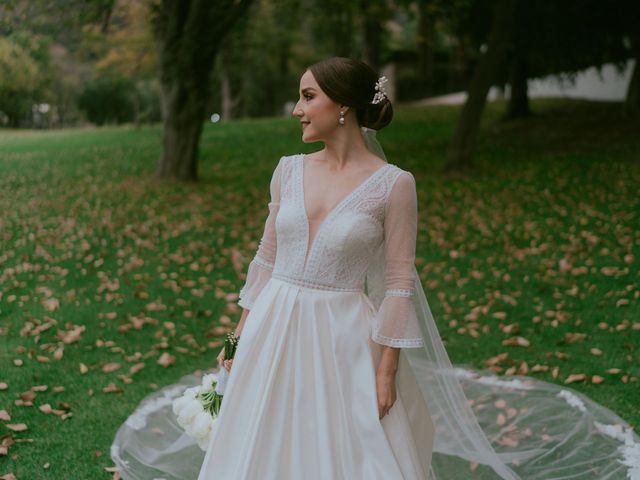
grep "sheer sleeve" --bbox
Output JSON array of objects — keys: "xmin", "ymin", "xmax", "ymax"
[
  {"xmin": 371, "ymin": 171, "xmax": 425, "ymax": 348},
  {"xmin": 237, "ymin": 157, "xmax": 283, "ymax": 310}
]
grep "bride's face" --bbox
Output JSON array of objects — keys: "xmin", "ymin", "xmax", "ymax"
[{"xmin": 292, "ymin": 70, "xmax": 345, "ymax": 143}]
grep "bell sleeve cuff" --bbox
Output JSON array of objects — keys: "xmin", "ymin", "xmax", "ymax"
[
  {"xmin": 237, "ymin": 254, "xmax": 274, "ymax": 310},
  {"xmin": 371, "ymin": 288, "xmax": 425, "ymax": 348}
]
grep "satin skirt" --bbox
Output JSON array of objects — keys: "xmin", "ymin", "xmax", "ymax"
[
  {"xmin": 110, "ymin": 275, "xmax": 640, "ymax": 479},
  {"xmin": 197, "ymin": 277, "xmax": 434, "ymax": 479}
]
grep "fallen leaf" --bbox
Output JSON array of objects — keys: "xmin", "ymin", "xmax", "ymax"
[
  {"xmin": 565, "ymin": 373, "xmax": 586, "ymax": 384},
  {"xmin": 102, "ymin": 363, "xmax": 121, "ymax": 373},
  {"xmin": 56, "ymin": 324, "xmax": 86, "ymax": 344},
  {"xmin": 42, "ymin": 297, "xmax": 60, "ymax": 311},
  {"xmin": 6, "ymin": 423, "xmax": 28, "ymax": 432},
  {"xmin": 157, "ymin": 352, "xmax": 175, "ymax": 368},
  {"xmin": 20, "ymin": 390, "xmax": 36, "ymax": 402},
  {"xmin": 129, "ymin": 363, "xmax": 145, "ymax": 374},
  {"xmin": 502, "ymin": 336, "xmax": 530, "ymax": 347},
  {"xmin": 102, "ymin": 383, "xmax": 123, "ymax": 394}
]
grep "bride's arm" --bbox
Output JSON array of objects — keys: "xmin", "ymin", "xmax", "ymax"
[
  {"xmin": 235, "ymin": 157, "xmax": 284, "ymax": 333},
  {"xmin": 234, "ymin": 308, "xmax": 250, "ymax": 338},
  {"xmin": 222, "ymin": 158, "xmax": 283, "ymax": 372},
  {"xmin": 371, "ymin": 171, "xmax": 424, "ymax": 352},
  {"xmin": 373, "ymin": 171, "xmax": 424, "ymax": 418}
]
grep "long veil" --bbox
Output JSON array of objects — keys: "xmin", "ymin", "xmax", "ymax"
[
  {"xmin": 363, "ymin": 125, "xmax": 518, "ymax": 478},
  {"xmin": 360, "ymin": 125, "xmax": 639, "ymax": 479},
  {"xmin": 109, "ymin": 128, "xmax": 640, "ymax": 480}
]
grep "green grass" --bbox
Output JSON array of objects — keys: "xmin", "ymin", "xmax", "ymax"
[{"xmin": 1, "ymin": 98, "xmax": 639, "ymax": 478}]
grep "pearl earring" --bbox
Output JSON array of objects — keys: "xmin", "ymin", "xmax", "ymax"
[{"xmin": 338, "ymin": 111, "xmax": 345, "ymax": 125}]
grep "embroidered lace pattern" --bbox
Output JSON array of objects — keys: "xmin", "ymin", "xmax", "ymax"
[{"xmin": 238, "ymin": 154, "xmax": 425, "ymax": 348}]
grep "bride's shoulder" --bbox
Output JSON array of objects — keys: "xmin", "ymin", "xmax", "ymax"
[
  {"xmin": 272, "ymin": 153, "xmax": 302, "ymax": 171},
  {"xmin": 277, "ymin": 152, "xmax": 306, "ymax": 167},
  {"xmin": 386, "ymin": 166, "xmax": 417, "ymax": 201},
  {"xmin": 386, "ymin": 163, "xmax": 414, "ymax": 182}
]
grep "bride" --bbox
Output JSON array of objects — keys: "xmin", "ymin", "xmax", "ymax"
[{"xmin": 111, "ymin": 57, "xmax": 639, "ymax": 479}]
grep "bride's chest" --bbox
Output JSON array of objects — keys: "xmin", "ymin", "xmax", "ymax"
[
  {"xmin": 277, "ymin": 197, "xmax": 385, "ymax": 249},
  {"xmin": 275, "ymin": 155, "xmax": 400, "ymax": 260}
]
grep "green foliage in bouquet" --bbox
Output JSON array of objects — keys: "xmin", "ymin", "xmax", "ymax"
[
  {"xmin": 224, "ymin": 331, "xmax": 240, "ymax": 361},
  {"xmin": 198, "ymin": 332, "xmax": 239, "ymax": 415}
]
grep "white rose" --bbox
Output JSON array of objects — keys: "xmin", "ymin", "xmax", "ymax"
[
  {"xmin": 191, "ymin": 410, "xmax": 214, "ymax": 440},
  {"xmin": 172, "ymin": 395, "xmax": 192, "ymax": 416},
  {"xmin": 197, "ymin": 434, "xmax": 210, "ymax": 451},
  {"xmin": 201, "ymin": 373, "xmax": 217, "ymax": 389},
  {"xmin": 196, "ymin": 416, "xmax": 218, "ymax": 451},
  {"xmin": 177, "ymin": 399, "xmax": 203, "ymax": 428},
  {"xmin": 183, "ymin": 386, "xmax": 201, "ymax": 398}
]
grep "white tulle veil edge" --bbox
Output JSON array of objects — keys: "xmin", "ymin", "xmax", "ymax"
[{"xmin": 361, "ymin": 125, "xmax": 522, "ymax": 479}]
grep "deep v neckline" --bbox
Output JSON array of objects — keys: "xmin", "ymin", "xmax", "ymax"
[{"xmin": 299, "ymin": 153, "xmax": 390, "ymax": 270}]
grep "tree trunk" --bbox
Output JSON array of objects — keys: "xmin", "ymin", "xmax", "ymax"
[
  {"xmin": 221, "ymin": 62, "xmax": 233, "ymax": 121},
  {"xmin": 445, "ymin": 0, "xmax": 518, "ymax": 171},
  {"xmin": 133, "ymin": 82, "xmax": 141, "ymax": 129},
  {"xmin": 333, "ymin": 8, "xmax": 353, "ymax": 58},
  {"xmin": 505, "ymin": 51, "xmax": 531, "ymax": 119},
  {"xmin": 156, "ymin": 98, "xmax": 204, "ymax": 179},
  {"xmin": 624, "ymin": 34, "xmax": 640, "ymax": 116},
  {"xmin": 416, "ymin": 0, "xmax": 435, "ymax": 94},
  {"xmin": 152, "ymin": 0, "xmax": 253, "ymax": 181},
  {"xmin": 360, "ymin": 0, "xmax": 385, "ymax": 71},
  {"xmin": 447, "ymin": 36, "xmax": 467, "ymax": 92},
  {"xmin": 505, "ymin": 0, "xmax": 530, "ymax": 120},
  {"xmin": 220, "ymin": 41, "xmax": 234, "ymax": 121}
]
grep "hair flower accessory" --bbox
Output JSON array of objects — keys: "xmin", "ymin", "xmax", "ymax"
[{"xmin": 371, "ymin": 76, "xmax": 389, "ymax": 104}]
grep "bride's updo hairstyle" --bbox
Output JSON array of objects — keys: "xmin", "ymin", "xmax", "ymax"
[{"xmin": 307, "ymin": 57, "xmax": 393, "ymax": 131}]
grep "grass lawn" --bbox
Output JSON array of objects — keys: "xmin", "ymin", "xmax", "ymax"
[{"xmin": 1, "ymin": 98, "xmax": 639, "ymax": 478}]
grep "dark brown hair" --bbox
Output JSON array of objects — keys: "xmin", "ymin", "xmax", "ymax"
[{"xmin": 307, "ymin": 57, "xmax": 393, "ymax": 131}]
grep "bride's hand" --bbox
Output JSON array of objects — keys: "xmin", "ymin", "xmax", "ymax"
[
  {"xmin": 217, "ymin": 348, "xmax": 233, "ymax": 372},
  {"xmin": 376, "ymin": 372, "xmax": 396, "ymax": 419}
]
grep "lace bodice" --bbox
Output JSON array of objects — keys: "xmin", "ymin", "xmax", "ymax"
[{"xmin": 238, "ymin": 154, "xmax": 424, "ymax": 348}]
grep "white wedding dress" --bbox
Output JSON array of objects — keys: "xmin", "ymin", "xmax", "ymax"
[{"xmin": 111, "ymin": 152, "xmax": 640, "ymax": 480}]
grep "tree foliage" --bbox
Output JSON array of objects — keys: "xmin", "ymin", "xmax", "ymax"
[
  {"xmin": 0, "ymin": 37, "xmax": 41, "ymax": 126},
  {"xmin": 77, "ymin": 76, "xmax": 135, "ymax": 125}
]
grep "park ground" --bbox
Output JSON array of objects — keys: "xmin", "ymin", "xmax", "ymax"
[{"xmin": 0, "ymin": 98, "xmax": 639, "ymax": 478}]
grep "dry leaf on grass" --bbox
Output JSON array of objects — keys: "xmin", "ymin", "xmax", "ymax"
[
  {"xmin": 502, "ymin": 336, "xmax": 530, "ymax": 347},
  {"xmin": 157, "ymin": 352, "xmax": 175, "ymax": 367},
  {"xmin": 6, "ymin": 423, "xmax": 27, "ymax": 432},
  {"xmin": 102, "ymin": 383, "xmax": 123, "ymax": 394},
  {"xmin": 102, "ymin": 362, "xmax": 121, "ymax": 373},
  {"xmin": 564, "ymin": 373, "xmax": 586, "ymax": 384}
]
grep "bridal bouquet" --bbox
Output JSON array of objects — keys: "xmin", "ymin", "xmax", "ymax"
[{"xmin": 172, "ymin": 332, "xmax": 239, "ymax": 450}]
